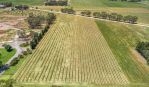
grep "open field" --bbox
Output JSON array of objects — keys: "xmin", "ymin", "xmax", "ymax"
[
  {"xmin": 70, "ymin": 0, "xmax": 149, "ymax": 9},
  {"xmin": 0, "ymin": 48, "xmax": 16, "ymax": 64},
  {"xmin": 96, "ymin": 20, "xmax": 149, "ymax": 83},
  {"xmin": 13, "ymin": 14, "xmax": 128, "ymax": 86},
  {"xmin": 0, "ymin": 0, "xmax": 43, "ymax": 6}
]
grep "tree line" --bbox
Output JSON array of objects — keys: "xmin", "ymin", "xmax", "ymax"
[
  {"xmin": 61, "ymin": 7, "xmax": 75, "ymax": 14},
  {"xmin": 45, "ymin": 0, "xmax": 68, "ymax": 6},
  {"xmin": 80, "ymin": 10, "xmax": 138, "ymax": 24},
  {"xmin": 30, "ymin": 13, "xmax": 56, "ymax": 50},
  {"xmin": 14, "ymin": 5, "xmax": 29, "ymax": 10},
  {"xmin": 0, "ymin": 2, "xmax": 29, "ymax": 10},
  {"xmin": 0, "ymin": 2, "xmax": 12, "ymax": 7},
  {"xmin": 136, "ymin": 42, "xmax": 149, "ymax": 64}
]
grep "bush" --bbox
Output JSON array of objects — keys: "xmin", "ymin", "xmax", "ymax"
[
  {"xmin": 27, "ymin": 13, "xmax": 45, "ymax": 29},
  {"xmin": 15, "ymin": 5, "xmax": 29, "ymax": 10},
  {"xmin": 136, "ymin": 42, "xmax": 149, "ymax": 64},
  {"xmin": 81, "ymin": 10, "xmax": 91, "ymax": 17},
  {"xmin": 61, "ymin": 7, "xmax": 75, "ymax": 14},
  {"xmin": 27, "ymin": 48, "xmax": 32, "ymax": 54},
  {"xmin": 18, "ymin": 54, "xmax": 24, "ymax": 59},
  {"xmin": 10, "ymin": 57, "xmax": 19, "ymax": 66},
  {"xmin": 0, "ymin": 2, "xmax": 12, "ymax": 7},
  {"xmin": 0, "ymin": 61, "xmax": 2, "ymax": 68},
  {"xmin": 3, "ymin": 44, "xmax": 13, "ymax": 52},
  {"xmin": 22, "ymin": 51, "xmax": 28, "ymax": 55},
  {"xmin": 45, "ymin": 0, "xmax": 68, "ymax": 6},
  {"xmin": 20, "ymin": 42, "xmax": 29, "ymax": 47}
]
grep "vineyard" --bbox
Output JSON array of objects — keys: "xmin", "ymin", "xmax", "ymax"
[{"xmin": 13, "ymin": 14, "xmax": 129, "ymax": 86}]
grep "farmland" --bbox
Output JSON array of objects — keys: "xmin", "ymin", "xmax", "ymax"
[
  {"xmin": 0, "ymin": 0, "xmax": 149, "ymax": 86},
  {"xmin": 70, "ymin": 0, "xmax": 149, "ymax": 9},
  {"xmin": 13, "ymin": 14, "xmax": 129, "ymax": 86},
  {"xmin": 96, "ymin": 20, "xmax": 149, "ymax": 83},
  {"xmin": 0, "ymin": 0, "xmax": 43, "ymax": 6}
]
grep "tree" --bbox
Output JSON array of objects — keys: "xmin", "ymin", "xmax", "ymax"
[
  {"xmin": 136, "ymin": 42, "xmax": 149, "ymax": 64},
  {"xmin": 0, "ymin": 51, "xmax": 2, "ymax": 58},
  {"xmin": 100, "ymin": 12, "xmax": 108, "ymax": 19},
  {"xmin": 116, "ymin": 14, "xmax": 123, "ymax": 21},
  {"xmin": 46, "ymin": 13, "xmax": 55, "ymax": 25},
  {"xmin": 81, "ymin": 10, "xmax": 91, "ymax": 17},
  {"xmin": 10, "ymin": 57, "xmax": 19, "ymax": 66},
  {"xmin": 61, "ymin": 7, "xmax": 75, "ymax": 14},
  {"xmin": 0, "ymin": 61, "xmax": 2, "ymax": 68},
  {"xmin": 130, "ymin": 16, "xmax": 138, "ymax": 24},
  {"xmin": 30, "ymin": 40, "xmax": 37, "ymax": 49},
  {"xmin": 27, "ymin": 13, "xmax": 44, "ymax": 29},
  {"xmin": 93, "ymin": 12, "xmax": 100, "ymax": 18},
  {"xmin": 4, "ymin": 44, "xmax": 13, "ymax": 52}
]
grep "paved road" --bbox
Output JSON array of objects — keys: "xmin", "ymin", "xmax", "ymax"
[{"xmin": 33, "ymin": 9, "xmax": 149, "ymax": 28}]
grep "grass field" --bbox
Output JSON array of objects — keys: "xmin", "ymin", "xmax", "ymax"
[
  {"xmin": 0, "ymin": 48, "xmax": 16, "ymax": 64},
  {"xmin": 96, "ymin": 20, "xmax": 149, "ymax": 83},
  {"xmin": 13, "ymin": 14, "xmax": 129, "ymax": 86},
  {"xmin": 70, "ymin": 0, "xmax": 149, "ymax": 9},
  {"xmin": 0, "ymin": 0, "xmax": 43, "ymax": 5}
]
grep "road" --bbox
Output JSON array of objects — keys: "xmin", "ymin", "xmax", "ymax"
[
  {"xmin": 0, "ymin": 31, "xmax": 24, "ymax": 75},
  {"xmin": 33, "ymin": 9, "xmax": 149, "ymax": 28}
]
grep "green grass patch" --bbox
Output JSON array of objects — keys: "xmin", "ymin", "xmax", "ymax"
[
  {"xmin": 96, "ymin": 20, "xmax": 149, "ymax": 83},
  {"xmin": 0, "ymin": 48, "xmax": 16, "ymax": 64},
  {"xmin": 70, "ymin": 0, "xmax": 149, "ymax": 9},
  {"xmin": 0, "ymin": 75, "xmax": 11, "ymax": 80},
  {"xmin": 0, "ymin": 0, "xmax": 44, "ymax": 6},
  {"xmin": 4, "ymin": 57, "xmax": 26, "ymax": 75}
]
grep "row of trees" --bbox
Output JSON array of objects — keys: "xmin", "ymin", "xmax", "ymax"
[
  {"xmin": 45, "ymin": 0, "xmax": 68, "ymax": 6},
  {"xmin": 0, "ymin": 2, "xmax": 12, "ymax": 7},
  {"xmin": 136, "ymin": 42, "xmax": 149, "ymax": 64},
  {"xmin": 61, "ymin": 7, "xmax": 75, "ymax": 14},
  {"xmin": 81, "ymin": 10, "xmax": 91, "ymax": 17},
  {"xmin": 80, "ymin": 11, "xmax": 138, "ymax": 24},
  {"xmin": 110, "ymin": 0, "xmax": 142, "ymax": 2},
  {"xmin": 15, "ymin": 5, "xmax": 29, "ymax": 10},
  {"xmin": 30, "ymin": 13, "xmax": 56, "ymax": 49}
]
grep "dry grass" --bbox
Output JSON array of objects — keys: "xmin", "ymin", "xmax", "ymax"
[{"xmin": 13, "ymin": 14, "xmax": 129, "ymax": 86}]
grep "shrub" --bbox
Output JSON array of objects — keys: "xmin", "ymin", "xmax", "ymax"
[
  {"xmin": 22, "ymin": 51, "xmax": 28, "ymax": 55},
  {"xmin": 10, "ymin": 57, "xmax": 19, "ymax": 66},
  {"xmin": 3, "ymin": 44, "xmax": 13, "ymax": 52},
  {"xmin": 20, "ymin": 42, "xmax": 29, "ymax": 47},
  {"xmin": 18, "ymin": 54, "xmax": 24, "ymax": 59},
  {"xmin": 27, "ymin": 48, "xmax": 32, "ymax": 54}
]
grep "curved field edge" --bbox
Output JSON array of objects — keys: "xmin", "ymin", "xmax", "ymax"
[{"xmin": 95, "ymin": 20, "xmax": 149, "ymax": 83}]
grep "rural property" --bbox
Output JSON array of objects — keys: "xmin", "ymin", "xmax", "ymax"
[{"xmin": 0, "ymin": 0, "xmax": 149, "ymax": 87}]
